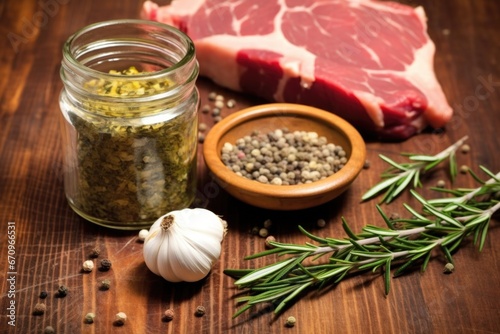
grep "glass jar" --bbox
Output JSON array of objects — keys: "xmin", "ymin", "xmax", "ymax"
[{"xmin": 59, "ymin": 19, "xmax": 199, "ymax": 230}]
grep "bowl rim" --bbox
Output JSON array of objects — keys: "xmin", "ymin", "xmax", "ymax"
[{"xmin": 203, "ymin": 103, "xmax": 366, "ymax": 199}]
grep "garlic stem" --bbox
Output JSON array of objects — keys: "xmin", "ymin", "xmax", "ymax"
[{"xmin": 160, "ymin": 215, "xmax": 174, "ymax": 230}]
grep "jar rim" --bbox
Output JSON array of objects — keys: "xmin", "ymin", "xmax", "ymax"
[{"xmin": 62, "ymin": 19, "xmax": 196, "ymax": 81}]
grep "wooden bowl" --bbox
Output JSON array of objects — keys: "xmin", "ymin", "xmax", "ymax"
[{"xmin": 202, "ymin": 103, "xmax": 366, "ymax": 210}]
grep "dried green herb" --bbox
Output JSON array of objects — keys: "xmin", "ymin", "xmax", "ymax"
[{"xmin": 66, "ymin": 67, "xmax": 197, "ymax": 225}]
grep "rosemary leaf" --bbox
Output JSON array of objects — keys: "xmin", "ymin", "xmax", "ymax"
[
  {"xmin": 362, "ymin": 137, "xmax": 467, "ymax": 203},
  {"xmin": 234, "ymin": 258, "xmax": 296, "ymax": 286},
  {"xmin": 384, "ymin": 259, "xmax": 391, "ymax": 295}
]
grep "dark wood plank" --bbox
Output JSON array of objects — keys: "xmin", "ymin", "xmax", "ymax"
[{"xmin": 1, "ymin": 0, "xmax": 499, "ymax": 333}]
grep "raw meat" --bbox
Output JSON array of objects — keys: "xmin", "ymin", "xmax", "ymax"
[{"xmin": 141, "ymin": 0, "xmax": 453, "ymax": 139}]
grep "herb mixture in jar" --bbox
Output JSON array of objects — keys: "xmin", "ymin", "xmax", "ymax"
[
  {"xmin": 64, "ymin": 67, "xmax": 197, "ymax": 226},
  {"xmin": 72, "ymin": 67, "xmax": 197, "ymax": 221},
  {"xmin": 59, "ymin": 20, "xmax": 199, "ymax": 229},
  {"xmin": 220, "ymin": 129, "xmax": 347, "ymax": 185}
]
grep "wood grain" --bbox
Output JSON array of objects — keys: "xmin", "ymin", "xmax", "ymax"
[{"xmin": 1, "ymin": 0, "xmax": 499, "ymax": 333}]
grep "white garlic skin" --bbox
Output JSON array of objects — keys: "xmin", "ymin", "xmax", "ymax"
[{"xmin": 143, "ymin": 208, "xmax": 227, "ymax": 282}]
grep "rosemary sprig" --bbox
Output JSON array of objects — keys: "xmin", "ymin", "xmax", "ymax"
[
  {"xmin": 225, "ymin": 166, "xmax": 499, "ymax": 318},
  {"xmin": 362, "ymin": 136, "xmax": 468, "ymax": 203}
]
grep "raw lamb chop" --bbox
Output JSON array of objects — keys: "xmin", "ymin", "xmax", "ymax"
[{"xmin": 141, "ymin": 0, "xmax": 453, "ymax": 139}]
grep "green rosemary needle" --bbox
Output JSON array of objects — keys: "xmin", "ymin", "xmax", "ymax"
[
  {"xmin": 362, "ymin": 136, "xmax": 468, "ymax": 203},
  {"xmin": 225, "ymin": 166, "xmax": 499, "ymax": 318}
]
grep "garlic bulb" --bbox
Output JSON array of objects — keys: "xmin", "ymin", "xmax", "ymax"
[{"xmin": 143, "ymin": 208, "xmax": 227, "ymax": 282}]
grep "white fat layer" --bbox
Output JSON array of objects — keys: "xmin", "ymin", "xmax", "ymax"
[{"xmin": 169, "ymin": 0, "xmax": 205, "ymax": 15}]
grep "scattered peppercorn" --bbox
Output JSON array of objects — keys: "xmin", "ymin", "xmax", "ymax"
[
  {"xmin": 389, "ymin": 212, "xmax": 400, "ymax": 220},
  {"xmin": 89, "ymin": 247, "xmax": 100, "ymax": 258},
  {"xmin": 82, "ymin": 260, "xmax": 94, "ymax": 272},
  {"xmin": 251, "ymin": 226, "xmax": 259, "ymax": 235},
  {"xmin": 100, "ymin": 279, "xmax": 111, "ymax": 290},
  {"xmin": 212, "ymin": 107, "xmax": 221, "ymax": 116},
  {"xmin": 57, "ymin": 285, "xmax": 68, "ymax": 298},
  {"xmin": 163, "ymin": 309, "xmax": 174, "ymax": 322},
  {"xmin": 100, "ymin": 259, "xmax": 112, "ymax": 271},
  {"xmin": 259, "ymin": 228, "xmax": 269, "ymax": 238},
  {"xmin": 363, "ymin": 160, "xmax": 371, "ymax": 169},
  {"xmin": 195, "ymin": 305, "xmax": 206, "ymax": 317},
  {"xmin": 33, "ymin": 302, "xmax": 46, "ymax": 316},
  {"xmin": 265, "ymin": 235, "xmax": 276, "ymax": 248},
  {"xmin": 226, "ymin": 99, "xmax": 236, "ymax": 108},
  {"xmin": 436, "ymin": 180, "xmax": 446, "ymax": 188},
  {"xmin": 198, "ymin": 133, "xmax": 206, "ymax": 143},
  {"xmin": 215, "ymin": 94, "xmax": 224, "ymax": 101},
  {"xmin": 39, "ymin": 291, "xmax": 48, "ymax": 299},
  {"xmin": 263, "ymin": 219, "xmax": 273, "ymax": 229},
  {"xmin": 214, "ymin": 100, "xmax": 224, "ymax": 109},
  {"xmin": 198, "ymin": 122, "xmax": 208, "ymax": 132},
  {"xmin": 43, "ymin": 326, "xmax": 55, "ymax": 334},
  {"xmin": 285, "ymin": 316, "xmax": 296, "ymax": 327},
  {"xmin": 460, "ymin": 144, "xmax": 470, "ymax": 153},
  {"xmin": 207, "ymin": 92, "xmax": 217, "ymax": 101},
  {"xmin": 460, "ymin": 165, "xmax": 469, "ymax": 174},
  {"xmin": 316, "ymin": 218, "xmax": 326, "ymax": 228},
  {"xmin": 115, "ymin": 312, "xmax": 127, "ymax": 326},
  {"xmin": 201, "ymin": 104, "xmax": 210, "ymax": 113},
  {"xmin": 443, "ymin": 262, "xmax": 455, "ymax": 274},
  {"xmin": 85, "ymin": 312, "xmax": 96, "ymax": 324},
  {"xmin": 213, "ymin": 115, "xmax": 222, "ymax": 123}
]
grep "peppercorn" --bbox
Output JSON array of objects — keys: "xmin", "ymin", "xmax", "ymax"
[
  {"xmin": 259, "ymin": 228, "xmax": 269, "ymax": 238},
  {"xmin": 43, "ymin": 326, "xmax": 55, "ymax": 334},
  {"xmin": 436, "ymin": 180, "xmax": 446, "ymax": 188},
  {"xmin": 214, "ymin": 100, "xmax": 224, "ymax": 109},
  {"xmin": 265, "ymin": 235, "xmax": 276, "ymax": 248},
  {"xmin": 82, "ymin": 260, "xmax": 94, "ymax": 272},
  {"xmin": 198, "ymin": 122, "xmax": 208, "ymax": 132},
  {"xmin": 89, "ymin": 247, "xmax": 100, "ymax": 258},
  {"xmin": 100, "ymin": 279, "xmax": 111, "ymax": 291},
  {"xmin": 363, "ymin": 160, "xmax": 371, "ymax": 169},
  {"xmin": 85, "ymin": 312, "xmax": 96, "ymax": 324},
  {"xmin": 207, "ymin": 92, "xmax": 217, "ymax": 101},
  {"xmin": 195, "ymin": 305, "xmax": 206, "ymax": 317},
  {"xmin": 460, "ymin": 144, "xmax": 470, "ymax": 154},
  {"xmin": 202, "ymin": 105, "xmax": 211, "ymax": 114},
  {"xmin": 389, "ymin": 212, "xmax": 400, "ymax": 220},
  {"xmin": 317, "ymin": 218, "xmax": 326, "ymax": 228},
  {"xmin": 263, "ymin": 219, "xmax": 273, "ymax": 229},
  {"xmin": 226, "ymin": 99, "xmax": 236, "ymax": 108},
  {"xmin": 33, "ymin": 302, "xmax": 46, "ymax": 315},
  {"xmin": 443, "ymin": 263, "xmax": 455, "ymax": 274},
  {"xmin": 57, "ymin": 285, "xmax": 68, "ymax": 298},
  {"xmin": 163, "ymin": 309, "xmax": 174, "ymax": 322},
  {"xmin": 198, "ymin": 133, "xmax": 206, "ymax": 143},
  {"xmin": 100, "ymin": 259, "xmax": 112, "ymax": 271},
  {"xmin": 39, "ymin": 291, "xmax": 48, "ymax": 299},
  {"xmin": 460, "ymin": 165, "xmax": 469, "ymax": 174},
  {"xmin": 285, "ymin": 316, "xmax": 296, "ymax": 327},
  {"xmin": 115, "ymin": 312, "xmax": 127, "ymax": 326}
]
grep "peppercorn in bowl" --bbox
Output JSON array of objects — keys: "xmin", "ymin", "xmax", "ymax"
[{"xmin": 203, "ymin": 103, "xmax": 366, "ymax": 210}]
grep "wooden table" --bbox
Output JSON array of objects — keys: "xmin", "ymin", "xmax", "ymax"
[{"xmin": 1, "ymin": 1, "xmax": 499, "ymax": 333}]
